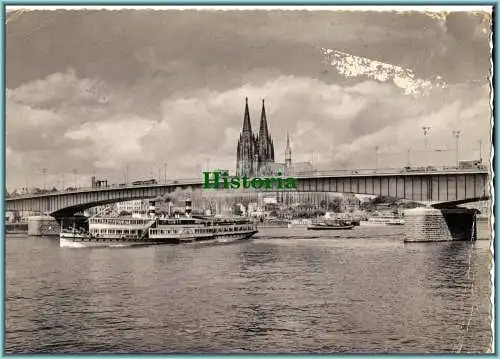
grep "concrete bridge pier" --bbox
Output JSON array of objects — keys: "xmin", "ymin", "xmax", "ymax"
[{"xmin": 404, "ymin": 207, "xmax": 477, "ymax": 242}]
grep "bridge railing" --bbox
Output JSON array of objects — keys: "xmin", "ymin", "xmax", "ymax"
[{"xmin": 293, "ymin": 165, "xmax": 489, "ymax": 178}]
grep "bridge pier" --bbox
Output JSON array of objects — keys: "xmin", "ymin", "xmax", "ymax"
[{"xmin": 404, "ymin": 207, "xmax": 477, "ymax": 242}]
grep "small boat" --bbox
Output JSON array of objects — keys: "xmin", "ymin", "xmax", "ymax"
[
  {"xmin": 386, "ymin": 218, "xmax": 405, "ymax": 226},
  {"xmin": 287, "ymin": 219, "xmax": 312, "ymax": 228},
  {"xmin": 362, "ymin": 214, "xmax": 405, "ymax": 226},
  {"xmin": 307, "ymin": 219, "xmax": 354, "ymax": 231},
  {"xmin": 258, "ymin": 218, "xmax": 290, "ymax": 228}
]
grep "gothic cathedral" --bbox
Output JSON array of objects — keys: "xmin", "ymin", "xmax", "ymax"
[{"xmin": 236, "ymin": 98, "xmax": 275, "ymax": 176}]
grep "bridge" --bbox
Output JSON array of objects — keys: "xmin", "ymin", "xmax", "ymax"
[{"xmin": 6, "ymin": 167, "xmax": 490, "ymax": 218}]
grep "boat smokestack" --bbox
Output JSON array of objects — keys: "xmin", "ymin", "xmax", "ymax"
[
  {"xmin": 185, "ymin": 197, "xmax": 192, "ymax": 218},
  {"xmin": 148, "ymin": 200, "xmax": 156, "ymax": 218}
]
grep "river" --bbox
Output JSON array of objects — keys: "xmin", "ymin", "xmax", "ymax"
[{"xmin": 5, "ymin": 225, "xmax": 492, "ymax": 353}]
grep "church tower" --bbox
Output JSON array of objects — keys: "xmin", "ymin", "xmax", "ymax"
[
  {"xmin": 236, "ymin": 98, "xmax": 256, "ymax": 176},
  {"xmin": 285, "ymin": 133, "xmax": 292, "ymax": 169},
  {"xmin": 256, "ymin": 99, "xmax": 275, "ymax": 175}
]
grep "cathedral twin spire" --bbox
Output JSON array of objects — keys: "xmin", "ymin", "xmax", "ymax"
[{"xmin": 236, "ymin": 97, "xmax": 275, "ymax": 176}]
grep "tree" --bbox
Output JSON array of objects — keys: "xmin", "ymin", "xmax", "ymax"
[{"xmin": 328, "ymin": 198, "xmax": 343, "ymax": 212}]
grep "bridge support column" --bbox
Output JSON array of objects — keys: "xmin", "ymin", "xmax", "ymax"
[
  {"xmin": 27, "ymin": 216, "xmax": 61, "ymax": 236},
  {"xmin": 404, "ymin": 207, "xmax": 477, "ymax": 242}
]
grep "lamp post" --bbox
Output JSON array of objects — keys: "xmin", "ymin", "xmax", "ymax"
[
  {"xmin": 407, "ymin": 149, "xmax": 411, "ymax": 167},
  {"xmin": 452, "ymin": 130, "xmax": 461, "ymax": 167},
  {"xmin": 422, "ymin": 126, "xmax": 431, "ymax": 150},
  {"xmin": 72, "ymin": 169, "xmax": 78, "ymax": 188},
  {"xmin": 479, "ymin": 140, "xmax": 483, "ymax": 163},
  {"xmin": 41, "ymin": 168, "xmax": 47, "ymax": 190},
  {"xmin": 375, "ymin": 146, "xmax": 379, "ymax": 171},
  {"xmin": 164, "ymin": 162, "xmax": 167, "ymax": 184}
]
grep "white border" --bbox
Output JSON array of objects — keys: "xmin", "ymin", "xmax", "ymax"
[{"xmin": 5, "ymin": 5, "xmax": 494, "ymax": 12}]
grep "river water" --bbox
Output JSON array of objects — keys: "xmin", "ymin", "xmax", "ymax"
[{"xmin": 6, "ymin": 225, "xmax": 492, "ymax": 353}]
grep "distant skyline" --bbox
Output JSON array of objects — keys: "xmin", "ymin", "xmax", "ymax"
[{"xmin": 6, "ymin": 7, "xmax": 492, "ymax": 191}]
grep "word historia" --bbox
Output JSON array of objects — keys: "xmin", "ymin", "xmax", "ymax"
[{"xmin": 202, "ymin": 171, "xmax": 297, "ymax": 190}]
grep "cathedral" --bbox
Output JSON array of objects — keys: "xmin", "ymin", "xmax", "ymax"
[
  {"xmin": 236, "ymin": 98, "xmax": 308, "ymax": 177},
  {"xmin": 236, "ymin": 98, "xmax": 276, "ymax": 176}
]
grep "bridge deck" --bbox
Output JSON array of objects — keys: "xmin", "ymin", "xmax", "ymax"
[{"xmin": 6, "ymin": 168, "xmax": 490, "ymax": 217}]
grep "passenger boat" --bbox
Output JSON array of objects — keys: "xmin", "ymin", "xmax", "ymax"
[
  {"xmin": 307, "ymin": 219, "xmax": 354, "ymax": 231},
  {"xmin": 59, "ymin": 198, "xmax": 258, "ymax": 247}
]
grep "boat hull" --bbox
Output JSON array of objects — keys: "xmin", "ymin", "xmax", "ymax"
[
  {"xmin": 60, "ymin": 230, "xmax": 259, "ymax": 247},
  {"xmin": 213, "ymin": 230, "xmax": 258, "ymax": 242},
  {"xmin": 149, "ymin": 230, "xmax": 258, "ymax": 244},
  {"xmin": 59, "ymin": 236, "xmax": 164, "ymax": 248},
  {"xmin": 307, "ymin": 225, "xmax": 354, "ymax": 230}
]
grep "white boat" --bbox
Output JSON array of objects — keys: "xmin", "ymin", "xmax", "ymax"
[
  {"xmin": 307, "ymin": 219, "xmax": 354, "ymax": 231},
  {"xmin": 386, "ymin": 218, "xmax": 405, "ymax": 226},
  {"xmin": 287, "ymin": 219, "xmax": 312, "ymax": 228}
]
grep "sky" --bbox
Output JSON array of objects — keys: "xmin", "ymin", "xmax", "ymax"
[{"xmin": 6, "ymin": 7, "xmax": 492, "ymax": 191}]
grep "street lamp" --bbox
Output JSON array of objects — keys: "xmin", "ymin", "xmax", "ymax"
[
  {"xmin": 479, "ymin": 140, "xmax": 483, "ymax": 163},
  {"xmin": 72, "ymin": 169, "xmax": 78, "ymax": 188},
  {"xmin": 375, "ymin": 146, "xmax": 379, "ymax": 171},
  {"xmin": 164, "ymin": 162, "xmax": 167, "ymax": 184},
  {"xmin": 41, "ymin": 168, "xmax": 47, "ymax": 190},
  {"xmin": 407, "ymin": 149, "xmax": 411, "ymax": 167},
  {"xmin": 452, "ymin": 130, "xmax": 461, "ymax": 167},
  {"xmin": 422, "ymin": 126, "xmax": 431, "ymax": 149}
]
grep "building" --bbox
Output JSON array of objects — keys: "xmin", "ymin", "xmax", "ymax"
[
  {"xmin": 235, "ymin": 98, "xmax": 313, "ymax": 177},
  {"xmin": 116, "ymin": 200, "xmax": 148, "ymax": 213},
  {"xmin": 272, "ymin": 133, "xmax": 313, "ymax": 176},
  {"xmin": 236, "ymin": 98, "xmax": 275, "ymax": 176},
  {"xmin": 235, "ymin": 97, "xmax": 319, "ymax": 207}
]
